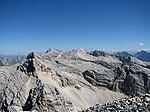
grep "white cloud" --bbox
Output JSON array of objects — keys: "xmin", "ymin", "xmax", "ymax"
[{"xmin": 139, "ymin": 42, "xmax": 144, "ymax": 47}]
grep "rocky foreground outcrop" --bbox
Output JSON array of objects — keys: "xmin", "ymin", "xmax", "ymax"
[
  {"xmin": 82, "ymin": 94, "xmax": 150, "ymax": 112},
  {"xmin": 0, "ymin": 49, "xmax": 150, "ymax": 111}
]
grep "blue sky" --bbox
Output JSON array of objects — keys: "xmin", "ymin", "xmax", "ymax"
[{"xmin": 0, "ymin": 0, "xmax": 150, "ymax": 54}]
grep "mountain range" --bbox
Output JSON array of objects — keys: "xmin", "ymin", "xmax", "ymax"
[
  {"xmin": 0, "ymin": 48, "xmax": 150, "ymax": 111},
  {"xmin": 0, "ymin": 50, "xmax": 150, "ymax": 67},
  {"xmin": 0, "ymin": 55, "xmax": 26, "ymax": 66},
  {"xmin": 134, "ymin": 50, "xmax": 150, "ymax": 62},
  {"xmin": 115, "ymin": 50, "xmax": 150, "ymax": 62}
]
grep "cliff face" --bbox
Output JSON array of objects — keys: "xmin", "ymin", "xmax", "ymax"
[{"xmin": 0, "ymin": 49, "xmax": 150, "ymax": 111}]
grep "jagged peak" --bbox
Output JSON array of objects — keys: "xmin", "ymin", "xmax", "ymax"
[
  {"xmin": 26, "ymin": 52, "xmax": 42, "ymax": 60},
  {"xmin": 46, "ymin": 48, "xmax": 61, "ymax": 54},
  {"xmin": 77, "ymin": 48, "xmax": 86, "ymax": 52},
  {"xmin": 26, "ymin": 52, "xmax": 35, "ymax": 59},
  {"xmin": 90, "ymin": 50, "xmax": 108, "ymax": 57},
  {"xmin": 73, "ymin": 48, "xmax": 87, "ymax": 54},
  {"xmin": 115, "ymin": 51, "xmax": 131, "ymax": 57}
]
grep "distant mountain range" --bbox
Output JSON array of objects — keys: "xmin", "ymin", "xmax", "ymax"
[
  {"xmin": 0, "ymin": 50, "xmax": 150, "ymax": 67},
  {"xmin": 134, "ymin": 50, "xmax": 150, "ymax": 62},
  {"xmin": 115, "ymin": 50, "xmax": 150, "ymax": 62},
  {"xmin": 0, "ymin": 55, "xmax": 26, "ymax": 66}
]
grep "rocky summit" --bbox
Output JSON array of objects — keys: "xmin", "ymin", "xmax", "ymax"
[{"xmin": 0, "ymin": 48, "xmax": 150, "ymax": 112}]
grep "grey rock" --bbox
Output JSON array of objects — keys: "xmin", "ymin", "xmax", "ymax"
[
  {"xmin": 90, "ymin": 50, "xmax": 107, "ymax": 57},
  {"xmin": 83, "ymin": 70, "xmax": 113, "ymax": 87},
  {"xmin": 83, "ymin": 95, "xmax": 150, "ymax": 112},
  {"xmin": 0, "ymin": 48, "xmax": 150, "ymax": 111}
]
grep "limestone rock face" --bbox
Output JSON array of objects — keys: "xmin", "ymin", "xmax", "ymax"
[
  {"xmin": 90, "ymin": 50, "xmax": 108, "ymax": 57},
  {"xmin": 123, "ymin": 67, "xmax": 150, "ymax": 95},
  {"xmin": 82, "ymin": 56, "xmax": 150, "ymax": 96},
  {"xmin": 0, "ymin": 52, "xmax": 74, "ymax": 112},
  {"xmin": 83, "ymin": 70, "xmax": 113, "ymax": 87},
  {"xmin": 0, "ymin": 49, "xmax": 150, "ymax": 111}
]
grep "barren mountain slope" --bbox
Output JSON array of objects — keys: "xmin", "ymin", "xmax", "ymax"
[{"xmin": 0, "ymin": 49, "xmax": 150, "ymax": 111}]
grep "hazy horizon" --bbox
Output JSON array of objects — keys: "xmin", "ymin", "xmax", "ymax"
[
  {"xmin": 0, "ymin": 47, "xmax": 149, "ymax": 55},
  {"xmin": 0, "ymin": 0, "xmax": 150, "ymax": 54}
]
